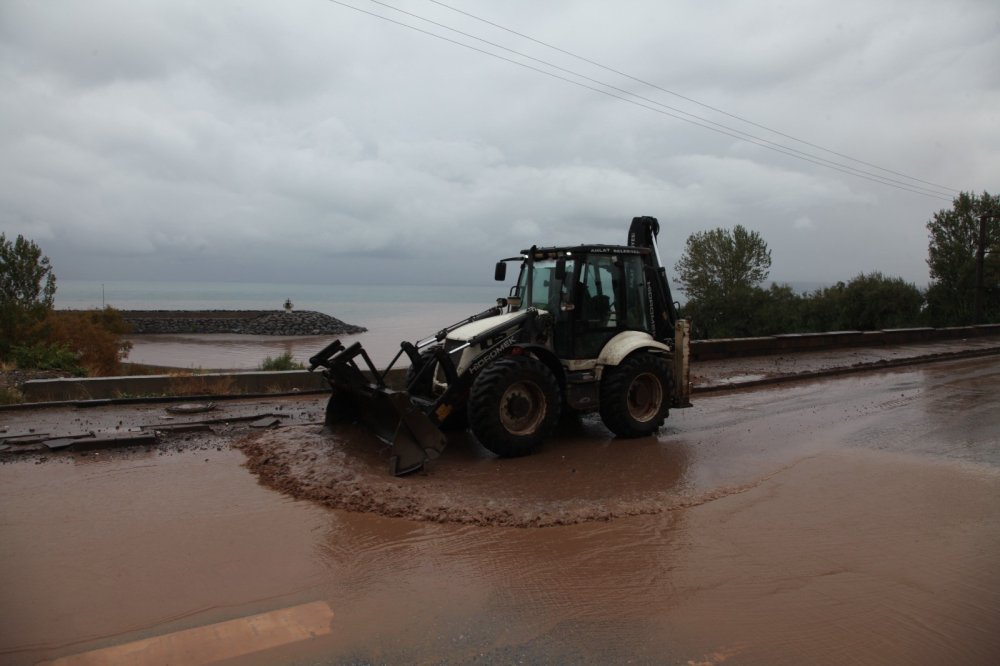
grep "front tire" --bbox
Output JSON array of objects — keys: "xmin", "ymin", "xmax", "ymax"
[
  {"xmin": 405, "ymin": 345, "xmax": 440, "ymax": 398},
  {"xmin": 468, "ymin": 355, "xmax": 561, "ymax": 458},
  {"xmin": 599, "ymin": 352, "xmax": 672, "ymax": 438},
  {"xmin": 404, "ymin": 345, "xmax": 467, "ymax": 430}
]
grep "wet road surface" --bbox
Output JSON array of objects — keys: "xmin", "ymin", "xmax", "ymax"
[{"xmin": 2, "ymin": 356, "xmax": 999, "ymax": 664}]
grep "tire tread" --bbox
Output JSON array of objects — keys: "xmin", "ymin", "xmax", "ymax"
[
  {"xmin": 468, "ymin": 355, "xmax": 561, "ymax": 457},
  {"xmin": 599, "ymin": 352, "xmax": 672, "ymax": 438}
]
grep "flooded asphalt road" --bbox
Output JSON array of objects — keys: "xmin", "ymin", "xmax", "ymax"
[{"xmin": 1, "ymin": 356, "xmax": 999, "ymax": 664}]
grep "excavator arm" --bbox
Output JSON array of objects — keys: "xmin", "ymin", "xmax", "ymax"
[
  {"xmin": 627, "ymin": 215, "xmax": 680, "ymax": 338},
  {"xmin": 627, "ymin": 215, "xmax": 691, "ymax": 408}
]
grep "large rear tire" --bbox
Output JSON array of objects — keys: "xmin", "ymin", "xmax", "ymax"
[
  {"xmin": 468, "ymin": 355, "xmax": 561, "ymax": 457},
  {"xmin": 599, "ymin": 352, "xmax": 672, "ymax": 438}
]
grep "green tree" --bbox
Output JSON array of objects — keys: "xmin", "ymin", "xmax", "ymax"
[
  {"xmin": 674, "ymin": 224, "xmax": 772, "ymax": 302},
  {"xmin": 839, "ymin": 272, "xmax": 923, "ymax": 330},
  {"xmin": 925, "ymin": 190, "xmax": 1000, "ymax": 326},
  {"xmin": 1, "ymin": 233, "xmax": 57, "ymax": 358},
  {"xmin": 675, "ymin": 225, "xmax": 772, "ymax": 338}
]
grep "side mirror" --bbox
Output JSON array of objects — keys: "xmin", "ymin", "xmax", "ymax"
[
  {"xmin": 554, "ymin": 257, "xmax": 566, "ymax": 281},
  {"xmin": 494, "ymin": 262, "xmax": 507, "ymax": 281}
]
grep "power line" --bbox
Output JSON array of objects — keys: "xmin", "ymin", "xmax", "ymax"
[
  {"xmin": 324, "ymin": 0, "xmax": 953, "ymax": 200},
  {"xmin": 425, "ymin": 0, "xmax": 959, "ymax": 195},
  {"xmin": 360, "ymin": 0, "xmax": 952, "ymax": 199}
]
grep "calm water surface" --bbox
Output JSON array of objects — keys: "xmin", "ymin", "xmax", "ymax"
[{"xmin": 57, "ymin": 280, "xmax": 511, "ymax": 369}]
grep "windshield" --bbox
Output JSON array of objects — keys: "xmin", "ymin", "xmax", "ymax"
[{"xmin": 515, "ymin": 259, "xmax": 574, "ymax": 311}]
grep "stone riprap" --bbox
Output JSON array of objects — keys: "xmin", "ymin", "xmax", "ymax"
[{"xmin": 122, "ymin": 310, "xmax": 366, "ymax": 336}]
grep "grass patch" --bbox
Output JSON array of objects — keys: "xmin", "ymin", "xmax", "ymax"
[
  {"xmin": 260, "ymin": 351, "xmax": 305, "ymax": 371},
  {"xmin": 0, "ymin": 386, "xmax": 24, "ymax": 405},
  {"xmin": 11, "ymin": 342, "xmax": 85, "ymax": 375}
]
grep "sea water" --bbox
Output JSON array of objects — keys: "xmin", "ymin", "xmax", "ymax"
[{"xmin": 56, "ymin": 280, "xmax": 508, "ymax": 370}]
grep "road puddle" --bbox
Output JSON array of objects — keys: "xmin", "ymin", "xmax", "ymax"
[
  {"xmin": 3, "ymin": 357, "xmax": 1000, "ymax": 664},
  {"xmin": 0, "ymin": 448, "xmax": 333, "ymax": 664}
]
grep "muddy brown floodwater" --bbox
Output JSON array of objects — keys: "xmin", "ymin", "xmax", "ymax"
[{"xmin": 2, "ymin": 356, "xmax": 999, "ymax": 664}]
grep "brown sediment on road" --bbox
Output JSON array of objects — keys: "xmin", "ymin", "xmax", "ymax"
[
  {"xmin": 234, "ymin": 351, "xmax": 1000, "ymax": 529},
  {"xmin": 235, "ymin": 424, "xmax": 671, "ymax": 528},
  {"xmin": 658, "ymin": 448, "xmax": 1000, "ymax": 665},
  {"xmin": 181, "ymin": 433, "xmax": 1000, "ymax": 663},
  {"xmin": 236, "ymin": 421, "xmax": 796, "ymax": 528},
  {"xmin": 3, "ymin": 357, "xmax": 999, "ymax": 665},
  {"xmin": 235, "ymin": 351, "xmax": 1000, "ymax": 528},
  {"xmin": 6, "ymin": 440, "xmax": 997, "ymax": 665}
]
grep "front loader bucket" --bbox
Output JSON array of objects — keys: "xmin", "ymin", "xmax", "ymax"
[
  {"xmin": 328, "ymin": 386, "xmax": 447, "ymax": 475},
  {"xmin": 311, "ymin": 340, "xmax": 447, "ymax": 475}
]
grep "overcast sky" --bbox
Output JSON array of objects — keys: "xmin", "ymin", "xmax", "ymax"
[{"xmin": 2, "ymin": 0, "xmax": 997, "ymax": 290}]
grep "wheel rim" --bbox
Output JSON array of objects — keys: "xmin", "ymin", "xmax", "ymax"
[
  {"xmin": 626, "ymin": 372, "xmax": 663, "ymax": 423},
  {"xmin": 499, "ymin": 380, "xmax": 546, "ymax": 436}
]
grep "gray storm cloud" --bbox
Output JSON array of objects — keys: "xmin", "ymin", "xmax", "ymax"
[{"xmin": 1, "ymin": 0, "xmax": 997, "ymax": 286}]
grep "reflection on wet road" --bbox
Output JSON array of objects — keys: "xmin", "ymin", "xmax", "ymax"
[{"xmin": 2, "ymin": 357, "xmax": 998, "ymax": 664}]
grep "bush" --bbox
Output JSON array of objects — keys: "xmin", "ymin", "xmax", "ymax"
[
  {"xmin": 45, "ymin": 308, "xmax": 133, "ymax": 376},
  {"xmin": 0, "ymin": 386, "xmax": 24, "ymax": 405},
  {"xmin": 11, "ymin": 342, "xmax": 85, "ymax": 375},
  {"xmin": 680, "ymin": 284, "xmax": 804, "ymax": 339},
  {"xmin": 260, "ymin": 351, "xmax": 304, "ymax": 371},
  {"xmin": 839, "ymin": 272, "xmax": 923, "ymax": 330},
  {"xmin": 680, "ymin": 273, "xmax": 926, "ymax": 339}
]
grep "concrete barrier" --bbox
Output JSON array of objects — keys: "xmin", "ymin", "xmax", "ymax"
[
  {"xmin": 690, "ymin": 324, "xmax": 1000, "ymax": 361},
  {"xmin": 22, "ymin": 370, "xmax": 329, "ymax": 403}
]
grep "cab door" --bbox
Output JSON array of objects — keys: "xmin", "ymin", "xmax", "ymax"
[{"xmin": 570, "ymin": 253, "xmax": 652, "ymax": 359}]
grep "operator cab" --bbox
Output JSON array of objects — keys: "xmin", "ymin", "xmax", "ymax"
[{"xmin": 498, "ymin": 245, "xmax": 657, "ymax": 359}]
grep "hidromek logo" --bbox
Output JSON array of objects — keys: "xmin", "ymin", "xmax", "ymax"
[{"xmin": 469, "ymin": 335, "xmax": 517, "ymax": 374}]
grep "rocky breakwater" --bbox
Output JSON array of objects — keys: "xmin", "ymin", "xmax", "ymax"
[{"xmin": 122, "ymin": 310, "xmax": 367, "ymax": 336}]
